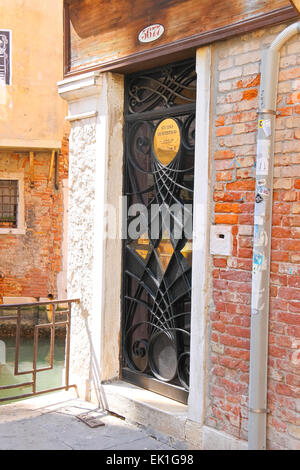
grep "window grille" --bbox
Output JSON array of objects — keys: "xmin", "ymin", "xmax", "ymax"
[
  {"xmin": 0, "ymin": 180, "xmax": 18, "ymax": 227},
  {"xmin": 0, "ymin": 31, "xmax": 11, "ymax": 85}
]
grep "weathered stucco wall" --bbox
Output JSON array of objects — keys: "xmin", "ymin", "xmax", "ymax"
[{"xmin": 0, "ymin": 0, "xmax": 66, "ymax": 148}]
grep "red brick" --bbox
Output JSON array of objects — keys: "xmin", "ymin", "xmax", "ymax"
[
  {"xmin": 275, "ymin": 383, "xmax": 298, "ymax": 398},
  {"xmin": 215, "ymin": 202, "xmax": 240, "ymax": 213},
  {"xmin": 225, "ymin": 325, "xmax": 250, "ymax": 338},
  {"xmin": 242, "ymin": 89, "xmax": 258, "ymax": 100},
  {"xmin": 216, "ymin": 126, "xmax": 233, "ymax": 136},
  {"xmin": 278, "ymin": 287, "xmax": 300, "ymax": 302},
  {"xmin": 213, "ymin": 257, "xmax": 228, "ymax": 268},
  {"xmin": 218, "ymin": 377, "xmax": 248, "ymax": 394},
  {"xmin": 212, "ymin": 321, "xmax": 226, "ymax": 333},
  {"xmin": 271, "ymin": 417, "xmax": 287, "ymax": 433},
  {"xmin": 281, "ymin": 65, "xmax": 300, "ymax": 80},
  {"xmin": 226, "ymin": 180, "xmax": 255, "ymax": 191},
  {"xmin": 211, "ymin": 385, "xmax": 226, "ymax": 399},
  {"xmin": 269, "ymin": 344, "xmax": 287, "ymax": 358},
  {"xmin": 277, "ymin": 312, "xmax": 300, "ymax": 326},
  {"xmin": 219, "ymin": 270, "xmax": 251, "ymax": 282},
  {"xmin": 214, "ymin": 150, "xmax": 235, "ymax": 160},
  {"xmin": 216, "ymin": 116, "xmax": 225, "ymax": 127},
  {"xmin": 286, "ymin": 92, "xmax": 300, "ymax": 104},
  {"xmin": 220, "ymin": 334, "xmax": 250, "ymax": 349},
  {"xmin": 212, "ymin": 365, "xmax": 226, "ymax": 377},
  {"xmin": 272, "ymin": 227, "xmax": 291, "ymax": 238},
  {"xmin": 215, "ymin": 214, "xmax": 238, "ymax": 224}
]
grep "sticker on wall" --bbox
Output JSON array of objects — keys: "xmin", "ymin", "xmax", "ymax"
[
  {"xmin": 252, "ymin": 285, "xmax": 266, "ymax": 313},
  {"xmin": 256, "ymin": 139, "xmax": 270, "ymax": 176},
  {"xmin": 255, "ymin": 193, "xmax": 263, "ymax": 204},
  {"xmin": 254, "ymin": 226, "xmax": 268, "ymax": 247},
  {"xmin": 257, "ymin": 185, "xmax": 270, "ymax": 198},
  {"xmin": 255, "ymin": 198, "xmax": 266, "ymax": 216},
  {"xmin": 259, "ymin": 119, "xmax": 271, "ymax": 137},
  {"xmin": 256, "ymin": 157, "xmax": 269, "ymax": 175},
  {"xmin": 138, "ymin": 24, "xmax": 164, "ymax": 43},
  {"xmin": 253, "ymin": 252, "xmax": 267, "ymax": 272},
  {"xmin": 253, "ymin": 253, "xmax": 264, "ymax": 265},
  {"xmin": 254, "ymin": 215, "xmax": 264, "ymax": 225}
]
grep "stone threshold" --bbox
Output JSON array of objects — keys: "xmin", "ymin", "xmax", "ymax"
[
  {"xmin": 101, "ymin": 380, "xmax": 201, "ymax": 449},
  {"xmin": 101, "ymin": 380, "xmax": 248, "ymax": 450}
]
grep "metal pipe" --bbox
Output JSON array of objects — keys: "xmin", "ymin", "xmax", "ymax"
[{"xmin": 248, "ymin": 21, "xmax": 300, "ymax": 450}]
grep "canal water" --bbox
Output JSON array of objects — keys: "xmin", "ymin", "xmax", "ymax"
[{"xmin": 0, "ymin": 335, "xmax": 66, "ymax": 404}]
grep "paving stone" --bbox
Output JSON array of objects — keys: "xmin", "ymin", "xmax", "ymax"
[{"xmin": 0, "ymin": 393, "xmax": 174, "ymax": 450}]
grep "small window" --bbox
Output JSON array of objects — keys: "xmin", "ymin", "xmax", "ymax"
[
  {"xmin": 0, "ymin": 30, "xmax": 11, "ymax": 85},
  {"xmin": 0, "ymin": 180, "xmax": 18, "ymax": 228}
]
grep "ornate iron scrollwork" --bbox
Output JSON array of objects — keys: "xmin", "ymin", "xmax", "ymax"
[
  {"xmin": 122, "ymin": 60, "xmax": 196, "ymax": 398},
  {"xmin": 127, "ymin": 61, "xmax": 196, "ymax": 114}
]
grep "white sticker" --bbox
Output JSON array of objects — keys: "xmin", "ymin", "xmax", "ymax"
[
  {"xmin": 256, "ymin": 140, "xmax": 270, "ymax": 175},
  {"xmin": 255, "ymin": 199, "xmax": 266, "ymax": 216},
  {"xmin": 256, "ymin": 157, "xmax": 269, "ymax": 175},
  {"xmin": 257, "ymin": 139, "xmax": 270, "ymax": 155},
  {"xmin": 254, "ymin": 215, "xmax": 264, "ymax": 225},
  {"xmin": 262, "ymin": 119, "xmax": 271, "ymax": 137},
  {"xmin": 252, "ymin": 287, "xmax": 266, "ymax": 312},
  {"xmin": 255, "ymin": 228, "xmax": 268, "ymax": 247}
]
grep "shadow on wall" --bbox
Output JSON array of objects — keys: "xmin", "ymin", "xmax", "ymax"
[{"xmin": 83, "ymin": 315, "xmax": 108, "ymax": 410}]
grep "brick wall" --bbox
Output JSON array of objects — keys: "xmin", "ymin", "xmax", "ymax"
[
  {"xmin": 208, "ymin": 23, "xmax": 300, "ymax": 449},
  {"xmin": 0, "ymin": 130, "xmax": 69, "ymax": 300}
]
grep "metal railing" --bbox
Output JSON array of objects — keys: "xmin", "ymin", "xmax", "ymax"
[{"xmin": 0, "ymin": 298, "xmax": 80, "ymax": 403}]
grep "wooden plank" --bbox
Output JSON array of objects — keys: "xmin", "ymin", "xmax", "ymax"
[
  {"xmin": 48, "ymin": 149, "xmax": 55, "ymax": 184},
  {"xmin": 63, "ymin": 2, "xmax": 71, "ymax": 75},
  {"xmin": 66, "ymin": 0, "xmax": 294, "ymax": 74},
  {"xmin": 29, "ymin": 151, "xmax": 34, "ymax": 188}
]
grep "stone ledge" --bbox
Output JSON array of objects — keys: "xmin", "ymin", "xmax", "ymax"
[
  {"xmin": 101, "ymin": 381, "xmax": 249, "ymax": 450},
  {"xmin": 57, "ymin": 71, "xmax": 103, "ymax": 102},
  {"xmin": 0, "ymin": 139, "xmax": 61, "ymax": 150},
  {"xmin": 101, "ymin": 380, "xmax": 202, "ymax": 449},
  {"xmin": 202, "ymin": 425, "xmax": 248, "ymax": 450}
]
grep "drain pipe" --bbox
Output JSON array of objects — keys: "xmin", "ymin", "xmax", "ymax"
[{"xmin": 248, "ymin": 21, "xmax": 300, "ymax": 450}]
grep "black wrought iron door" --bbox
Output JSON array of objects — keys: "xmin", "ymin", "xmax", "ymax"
[{"xmin": 122, "ymin": 59, "xmax": 196, "ymax": 403}]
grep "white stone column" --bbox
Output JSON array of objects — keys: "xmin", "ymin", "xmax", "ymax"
[
  {"xmin": 58, "ymin": 71, "xmax": 124, "ymax": 402},
  {"xmin": 188, "ymin": 46, "xmax": 213, "ymax": 424}
]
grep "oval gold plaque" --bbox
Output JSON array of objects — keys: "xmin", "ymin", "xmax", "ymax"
[{"xmin": 153, "ymin": 118, "xmax": 181, "ymax": 166}]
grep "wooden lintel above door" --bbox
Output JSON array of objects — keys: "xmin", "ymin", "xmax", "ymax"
[{"xmin": 64, "ymin": 0, "xmax": 298, "ymax": 77}]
